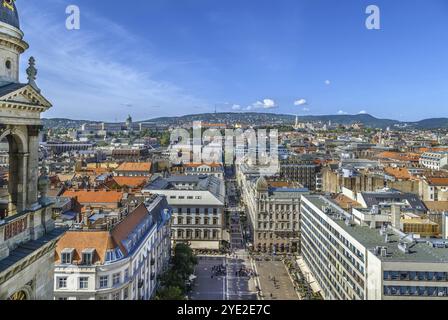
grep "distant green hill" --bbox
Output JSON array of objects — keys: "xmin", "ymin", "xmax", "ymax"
[{"xmin": 42, "ymin": 113, "xmax": 448, "ymax": 130}]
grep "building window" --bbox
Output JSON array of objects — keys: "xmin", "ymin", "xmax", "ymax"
[
  {"xmin": 61, "ymin": 249, "xmax": 74, "ymax": 264},
  {"xmin": 82, "ymin": 250, "xmax": 94, "ymax": 265},
  {"xmin": 58, "ymin": 277, "xmax": 68, "ymax": 289},
  {"xmin": 123, "ymin": 287, "xmax": 129, "ymax": 300},
  {"xmin": 5, "ymin": 60, "xmax": 11, "ymax": 70},
  {"xmin": 99, "ymin": 276, "xmax": 109, "ymax": 289},
  {"xmin": 113, "ymin": 273, "xmax": 121, "ymax": 286},
  {"xmin": 79, "ymin": 277, "xmax": 89, "ymax": 290},
  {"xmin": 112, "ymin": 291, "xmax": 120, "ymax": 300},
  {"xmin": 124, "ymin": 269, "xmax": 129, "ymax": 281}
]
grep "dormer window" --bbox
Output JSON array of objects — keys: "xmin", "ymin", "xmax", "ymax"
[
  {"xmin": 82, "ymin": 248, "xmax": 95, "ymax": 265},
  {"xmin": 61, "ymin": 248, "xmax": 74, "ymax": 264}
]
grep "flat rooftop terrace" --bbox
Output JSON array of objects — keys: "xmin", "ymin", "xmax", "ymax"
[{"xmin": 303, "ymin": 195, "xmax": 448, "ymax": 264}]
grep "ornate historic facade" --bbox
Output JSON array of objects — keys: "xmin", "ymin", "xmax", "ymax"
[{"xmin": 0, "ymin": 1, "xmax": 64, "ymax": 300}]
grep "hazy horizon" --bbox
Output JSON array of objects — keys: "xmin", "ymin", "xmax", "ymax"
[{"xmin": 18, "ymin": 0, "xmax": 448, "ymax": 122}]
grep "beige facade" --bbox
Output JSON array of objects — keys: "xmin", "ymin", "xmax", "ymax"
[
  {"xmin": 237, "ymin": 163, "xmax": 308, "ymax": 253},
  {"xmin": 322, "ymin": 167, "xmax": 420, "ymax": 195},
  {"xmin": 419, "ymin": 178, "xmax": 448, "ymax": 202}
]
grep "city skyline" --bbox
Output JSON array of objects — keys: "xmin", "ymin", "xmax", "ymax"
[
  {"xmin": 19, "ymin": 0, "xmax": 448, "ymax": 122},
  {"xmin": 3, "ymin": 0, "xmax": 448, "ymax": 304}
]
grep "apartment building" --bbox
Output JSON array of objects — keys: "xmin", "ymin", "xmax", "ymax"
[
  {"xmin": 419, "ymin": 152, "xmax": 448, "ymax": 170},
  {"xmin": 279, "ymin": 161, "xmax": 318, "ymax": 190},
  {"xmin": 237, "ymin": 161, "xmax": 309, "ymax": 253},
  {"xmin": 300, "ymin": 195, "xmax": 448, "ymax": 300},
  {"xmin": 143, "ymin": 175, "xmax": 225, "ymax": 250},
  {"xmin": 53, "ymin": 195, "xmax": 171, "ymax": 300},
  {"xmin": 420, "ymin": 177, "xmax": 448, "ymax": 202},
  {"xmin": 183, "ymin": 162, "xmax": 224, "ymax": 179}
]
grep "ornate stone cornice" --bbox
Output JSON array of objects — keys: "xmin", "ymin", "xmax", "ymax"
[
  {"xmin": 0, "ymin": 33, "xmax": 28, "ymax": 53},
  {"xmin": 0, "ymin": 101, "xmax": 47, "ymax": 112},
  {"xmin": 0, "ymin": 85, "xmax": 52, "ymax": 116}
]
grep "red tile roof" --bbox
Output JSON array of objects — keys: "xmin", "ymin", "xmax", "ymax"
[
  {"xmin": 55, "ymin": 231, "xmax": 117, "ymax": 264},
  {"xmin": 55, "ymin": 203, "xmax": 151, "ymax": 264},
  {"xmin": 427, "ymin": 178, "xmax": 448, "ymax": 186},
  {"xmin": 62, "ymin": 189, "xmax": 124, "ymax": 204},
  {"xmin": 384, "ymin": 167, "xmax": 411, "ymax": 180},
  {"xmin": 112, "ymin": 176, "xmax": 149, "ymax": 188},
  {"xmin": 115, "ymin": 162, "xmax": 152, "ymax": 172}
]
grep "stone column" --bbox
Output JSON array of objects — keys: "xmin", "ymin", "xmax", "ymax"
[
  {"xmin": 7, "ymin": 148, "xmax": 18, "ymax": 215},
  {"xmin": 21, "ymin": 153, "xmax": 29, "ymax": 211},
  {"xmin": 27, "ymin": 126, "xmax": 40, "ymax": 208}
]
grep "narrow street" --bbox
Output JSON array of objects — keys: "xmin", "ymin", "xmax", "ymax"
[{"xmin": 189, "ymin": 171, "xmax": 258, "ymax": 300}]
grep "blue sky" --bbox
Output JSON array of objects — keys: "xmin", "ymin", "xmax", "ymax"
[{"xmin": 17, "ymin": 0, "xmax": 448, "ymax": 121}]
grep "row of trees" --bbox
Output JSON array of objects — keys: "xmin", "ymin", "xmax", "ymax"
[{"xmin": 155, "ymin": 243, "xmax": 198, "ymax": 300}]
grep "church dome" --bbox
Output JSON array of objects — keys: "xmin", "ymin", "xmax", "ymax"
[{"xmin": 0, "ymin": 1, "xmax": 20, "ymax": 29}]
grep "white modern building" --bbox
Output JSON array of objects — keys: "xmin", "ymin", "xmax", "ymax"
[
  {"xmin": 143, "ymin": 175, "xmax": 225, "ymax": 250},
  {"xmin": 419, "ymin": 152, "xmax": 448, "ymax": 170},
  {"xmin": 53, "ymin": 195, "xmax": 171, "ymax": 300},
  {"xmin": 300, "ymin": 195, "xmax": 448, "ymax": 300}
]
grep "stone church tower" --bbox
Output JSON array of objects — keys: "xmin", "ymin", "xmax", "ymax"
[{"xmin": 0, "ymin": 1, "xmax": 64, "ymax": 300}]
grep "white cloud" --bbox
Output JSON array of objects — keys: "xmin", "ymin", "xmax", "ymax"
[
  {"xmin": 338, "ymin": 110, "xmax": 348, "ymax": 115},
  {"xmin": 294, "ymin": 98, "xmax": 307, "ymax": 106},
  {"xmin": 252, "ymin": 99, "xmax": 277, "ymax": 109},
  {"xmin": 325, "ymin": 80, "xmax": 331, "ymax": 85},
  {"xmin": 302, "ymin": 107, "xmax": 310, "ymax": 112},
  {"xmin": 231, "ymin": 104, "xmax": 242, "ymax": 111},
  {"xmin": 359, "ymin": 110, "xmax": 367, "ymax": 114},
  {"xmin": 19, "ymin": 1, "xmax": 207, "ymax": 121}
]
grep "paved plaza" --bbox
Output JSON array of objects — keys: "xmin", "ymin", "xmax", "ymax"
[
  {"xmin": 189, "ymin": 255, "xmax": 258, "ymax": 300},
  {"xmin": 256, "ymin": 259, "xmax": 300, "ymax": 300}
]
